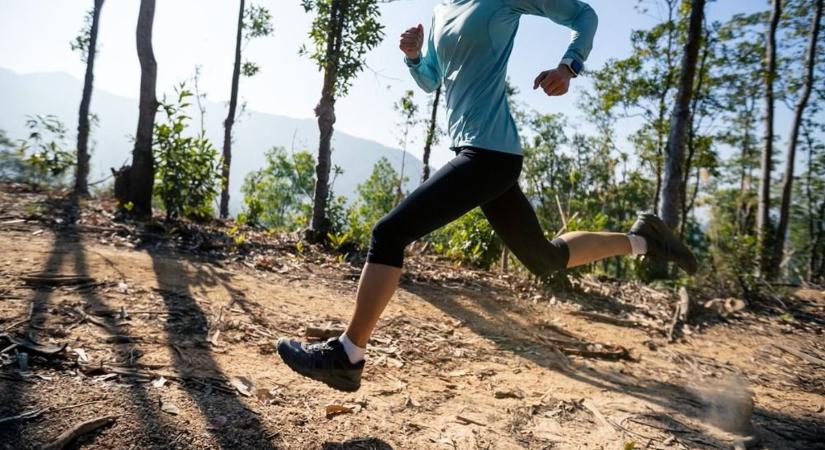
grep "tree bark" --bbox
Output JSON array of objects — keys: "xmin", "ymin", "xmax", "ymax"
[
  {"xmin": 679, "ymin": 25, "xmax": 711, "ymax": 237},
  {"xmin": 220, "ymin": 0, "xmax": 245, "ymax": 219},
  {"xmin": 757, "ymin": 0, "xmax": 782, "ymax": 274},
  {"xmin": 653, "ymin": 0, "xmax": 678, "ymax": 215},
  {"xmin": 308, "ymin": 0, "xmax": 345, "ymax": 241},
  {"xmin": 421, "ymin": 85, "xmax": 441, "ymax": 183},
  {"xmin": 658, "ymin": 0, "xmax": 705, "ymax": 230},
  {"xmin": 74, "ymin": 0, "xmax": 104, "ymax": 197},
  {"xmin": 126, "ymin": 0, "xmax": 158, "ymax": 218},
  {"xmin": 767, "ymin": 0, "xmax": 822, "ymax": 278}
]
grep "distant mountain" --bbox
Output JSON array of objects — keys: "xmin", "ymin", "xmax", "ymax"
[{"xmin": 0, "ymin": 67, "xmax": 423, "ymax": 215}]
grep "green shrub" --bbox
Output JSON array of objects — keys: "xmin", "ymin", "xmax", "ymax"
[
  {"xmin": 347, "ymin": 157, "xmax": 403, "ymax": 247},
  {"xmin": 1, "ymin": 116, "xmax": 75, "ymax": 186},
  {"xmin": 429, "ymin": 208, "xmax": 503, "ymax": 269},
  {"xmin": 153, "ymin": 84, "xmax": 221, "ymax": 221},
  {"xmin": 239, "ymin": 147, "xmax": 316, "ymax": 229}
]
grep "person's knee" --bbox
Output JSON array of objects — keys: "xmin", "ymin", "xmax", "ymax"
[
  {"xmin": 367, "ymin": 216, "xmax": 406, "ymax": 267},
  {"xmin": 519, "ymin": 238, "xmax": 569, "ymax": 276}
]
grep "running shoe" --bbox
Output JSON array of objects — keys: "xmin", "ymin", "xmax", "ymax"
[
  {"xmin": 276, "ymin": 337, "xmax": 364, "ymax": 392},
  {"xmin": 628, "ymin": 212, "xmax": 698, "ymax": 275}
]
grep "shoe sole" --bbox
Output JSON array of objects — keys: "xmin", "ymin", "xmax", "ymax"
[
  {"xmin": 637, "ymin": 213, "xmax": 698, "ymax": 275},
  {"xmin": 277, "ymin": 346, "xmax": 361, "ymax": 392}
]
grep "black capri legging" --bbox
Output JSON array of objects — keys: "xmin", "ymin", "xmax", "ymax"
[{"xmin": 367, "ymin": 146, "xmax": 569, "ymax": 275}]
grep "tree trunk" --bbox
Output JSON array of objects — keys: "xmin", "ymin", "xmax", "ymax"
[
  {"xmin": 653, "ymin": 0, "xmax": 677, "ymax": 215},
  {"xmin": 767, "ymin": 0, "xmax": 822, "ymax": 278},
  {"xmin": 74, "ymin": 0, "xmax": 104, "ymax": 197},
  {"xmin": 658, "ymin": 0, "xmax": 705, "ymax": 229},
  {"xmin": 679, "ymin": 26, "xmax": 711, "ymax": 237},
  {"xmin": 126, "ymin": 0, "xmax": 158, "ymax": 218},
  {"xmin": 220, "ymin": 0, "xmax": 245, "ymax": 219},
  {"xmin": 421, "ymin": 85, "xmax": 441, "ymax": 183},
  {"xmin": 803, "ymin": 128, "xmax": 817, "ymax": 281},
  {"xmin": 308, "ymin": 0, "xmax": 344, "ymax": 241},
  {"xmin": 757, "ymin": 0, "xmax": 782, "ymax": 274}
]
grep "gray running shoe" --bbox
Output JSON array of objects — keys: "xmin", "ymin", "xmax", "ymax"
[{"xmin": 628, "ymin": 212, "xmax": 698, "ymax": 275}]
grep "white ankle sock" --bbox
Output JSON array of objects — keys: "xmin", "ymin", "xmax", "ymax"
[
  {"xmin": 338, "ymin": 333, "xmax": 365, "ymax": 364},
  {"xmin": 627, "ymin": 234, "xmax": 647, "ymax": 255}
]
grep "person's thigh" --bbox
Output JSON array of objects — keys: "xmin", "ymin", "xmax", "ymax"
[
  {"xmin": 375, "ymin": 148, "xmax": 522, "ymax": 248},
  {"xmin": 481, "ymin": 184, "xmax": 569, "ymax": 274}
]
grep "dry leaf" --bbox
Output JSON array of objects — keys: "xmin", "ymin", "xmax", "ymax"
[
  {"xmin": 160, "ymin": 400, "xmax": 179, "ymax": 415},
  {"xmin": 230, "ymin": 377, "xmax": 253, "ymax": 397},
  {"xmin": 325, "ymin": 404, "xmax": 354, "ymax": 419}
]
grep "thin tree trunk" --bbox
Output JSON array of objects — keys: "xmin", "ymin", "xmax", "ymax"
[
  {"xmin": 757, "ymin": 0, "xmax": 782, "ymax": 274},
  {"xmin": 421, "ymin": 85, "xmax": 441, "ymax": 183},
  {"xmin": 803, "ymin": 127, "xmax": 816, "ymax": 281},
  {"xmin": 127, "ymin": 0, "xmax": 158, "ymax": 218},
  {"xmin": 768, "ymin": 0, "xmax": 822, "ymax": 278},
  {"xmin": 680, "ymin": 26, "xmax": 711, "ymax": 237},
  {"xmin": 653, "ymin": 0, "xmax": 677, "ymax": 215},
  {"xmin": 396, "ymin": 131, "xmax": 407, "ymax": 206},
  {"xmin": 309, "ymin": 0, "xmax": 344, "ymax": 240},
  {"xmin": 658, "ymin": 0, "xmax": 705, "ymax": 230},
  {"xmin": 220, "ymin": 0, "xmax": 245, "ymax": 219},
  {"xmin": 74, "ymin": 0, "xmax": 104, "ymax": 197}
]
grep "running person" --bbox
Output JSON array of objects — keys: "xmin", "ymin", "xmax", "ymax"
[{"xmin": 277, "ymin": 0, "xmax": 697, "ymax": 392}]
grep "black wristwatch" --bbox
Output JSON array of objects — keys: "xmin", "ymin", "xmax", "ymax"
[{"xmin": 560, "ymin": 58, "xmax": 583, "ymax": 77}]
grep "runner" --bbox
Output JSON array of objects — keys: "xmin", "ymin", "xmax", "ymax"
[{"xmin": 277, "ymin": 0, "xmax": 697, "ymax": 392}]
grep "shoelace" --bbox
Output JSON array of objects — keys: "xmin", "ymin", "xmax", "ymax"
[{"xmin": 304, "ymin": 340, "xmax": 334, "ymax": 354}]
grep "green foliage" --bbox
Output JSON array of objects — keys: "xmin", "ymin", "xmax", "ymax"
[
  {"xmin": 347, "ymin": 157, "xmax": 402, "ymax": 246},
  {"xmin": 393, "ymin": 89, "xmax": 418, "ymax": 203},
  {"xmin": 0, "ymin": 129, "xmax": 26, "ymax": 182},
  {"xmin": 6, "ymin": 115, "xmax": 75, "ymax": 186},
  {"xmin": 429, "ymin": 208, "xmax": 502, "ymax": 270},
  {"xmin": 70, "ymin": 8, "xmax": 94, "ymax": 63},
  {"xmin": 153, "ymin": 84, "xmax": 222, "ymax": 221},
  {"xmin": 300, "ymin": 0, "xmax": 385, "ymax": 97},
  {"xmin": 706, "ymin": 188, "xmax": 761, "ymax": 296},
  {"xmin": 243, "ymin": 4, "xmax": 274, "ymax": 40},
  {"xmin": 240, "ymin": 4, "xmax": 274, "ymax": 78},
  {"xmin": 239, "ymin": 147, "xmax": 316, "ymax": 229}
]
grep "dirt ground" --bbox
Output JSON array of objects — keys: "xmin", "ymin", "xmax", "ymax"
[{"xmin": 1, "ymin": 188, "xmax": 824, "ymax": 449}]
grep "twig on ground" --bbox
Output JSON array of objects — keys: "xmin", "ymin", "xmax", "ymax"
[
  {"xmin": 668, "ymin": 287, "xmax": 690, "ymax": 342},
  {"xmin": 772, "ymin": 343, "xmax": 825, "ymax": 367},
  {"xmin": 40, "ymin": 415, "xmax": 118, "ymax": 450}
]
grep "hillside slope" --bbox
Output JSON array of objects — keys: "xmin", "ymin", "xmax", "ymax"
[{"xmin": 0, "ymin": 186, "xmax": 823, "ymax": 449}]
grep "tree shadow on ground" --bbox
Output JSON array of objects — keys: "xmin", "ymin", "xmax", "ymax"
[
  {"xmin": 143, "ymin": 243, "xmax": 278, "ymax": 449},
  {"xmin": 321, "ymin": 436, "xmax": 395, "ymax": 450},
  {"xmin": 0, "ymin": 195, "xmax": 177, "ymax": 448},
  {"xmin": 403, "ymin": 281, "xmax": 825, "ymax": 449}
]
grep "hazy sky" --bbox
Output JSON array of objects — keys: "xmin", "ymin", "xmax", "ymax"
[{"xmin": 1, "ymin": 1, "xmax": 775, "ymax": 169}]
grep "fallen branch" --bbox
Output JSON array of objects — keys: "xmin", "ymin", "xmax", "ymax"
[
  {"xmin": 772, "ymin": 343, "xmax": 825, "ymax": 367},
  {"xmin": 0, "ymin": 407, "xmax": 48, "ymax": 425},
  {"xmin": 668, "ymin": 287, "xmax": 690, "ymax": 342},
  {"xmin": 41, "ymin": 415, "xmax": 117, "ymax": 450},
  {"xmin": 0, "ymin": 400, "xmax": 108, "ymax": 426},
  {"xmin": 21, "ymin": 274, "xmax": 95, "ymax": 287},
  {"xmin": 582, "ymin": 399, "xmax": 611, "ymax": 429},
  {"xmin": 0, "ymin": 302, "xmax": 34, "ymax": 332},
  {"xmin": 305, "ymin": 327, "xmax": 344, "ymax": 340},
  {"xmin": 570, "ymin": 311, "xmax": 642, "ymax": 328},
  {"xmin": 455, "ymin": 414, "xmax": 486, "ymax": 427},
  {"xmin": 0, "ymin": 333, "xmax": 67, "ymax": 355}
]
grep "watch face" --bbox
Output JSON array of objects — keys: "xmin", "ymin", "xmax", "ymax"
[{"xmin": 571, "ymin": 60, "xmax": 583, "ymax": 74}]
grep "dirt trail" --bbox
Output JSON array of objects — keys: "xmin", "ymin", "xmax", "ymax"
[{"xmin": 0, "ymin": 199, "xmax": 823, "ymax": 449}]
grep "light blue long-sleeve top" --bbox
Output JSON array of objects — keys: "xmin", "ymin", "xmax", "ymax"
[{"xmin": 406, "ymin": 0, "xmax": 598, "ymax": 155}]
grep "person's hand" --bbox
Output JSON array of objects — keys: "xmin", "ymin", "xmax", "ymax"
[
  {"xmin": 400, "ymin": 24, "xmax": 424, "ymax": 60},
  {"xmin": 533, "ymin": 65, "xmax": 574, "ymax": 96}
]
